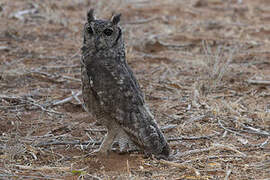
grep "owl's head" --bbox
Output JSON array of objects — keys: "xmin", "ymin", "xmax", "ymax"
[{"xmin": 82, "ymin": 9, "xmax": 122, "ymax": 52}]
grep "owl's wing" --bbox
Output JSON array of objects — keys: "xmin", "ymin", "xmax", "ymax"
[
  {"xmin": 84, "ymin": 56, "xmax": 144, "ymax": 120},
  {"xmin": 84, "ymin": 56, "xmax": 169, "ymax": 157},
  {"xmin": 85, "ymin": 56, "xmax": 144, "ymax": 106}
]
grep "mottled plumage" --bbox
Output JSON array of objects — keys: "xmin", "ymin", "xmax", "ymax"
[{"xmin": 81, "ymin": 9, "xmax": 170, "ymax": 158}]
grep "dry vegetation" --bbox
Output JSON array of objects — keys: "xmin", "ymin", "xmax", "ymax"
[{"xmin": 1, "ymin": 0, "xmax": 270, "ymax": 179}]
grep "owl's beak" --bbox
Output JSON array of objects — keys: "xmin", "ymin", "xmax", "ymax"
[{"xmin": 94, "ymin": 35, "xmax": 110, "ymax": 51}]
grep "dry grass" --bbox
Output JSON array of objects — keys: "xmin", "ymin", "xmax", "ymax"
[{"xmin": 1, "ymin": 0, "xmax": 270, "ymax": 179}]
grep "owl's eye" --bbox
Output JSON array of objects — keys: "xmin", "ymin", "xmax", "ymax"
[
  {"xmin": 103, "ymin": 28, "xmax": 113, "ymax": 36},
  {"xmin": 87, "ymin": 26, "xmax": 93, "ymax": 34}
]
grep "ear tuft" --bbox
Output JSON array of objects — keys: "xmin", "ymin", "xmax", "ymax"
[
  {"xmin": 87, "ymin": 9, "xmax": 95, "ymax": 22},
  {"xmin": 111, "ymin": 13, "xmax": 121, "ymax": 25}
]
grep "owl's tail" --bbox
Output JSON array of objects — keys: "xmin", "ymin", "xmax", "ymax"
[
  {"xmin": 141, "ymin": 124, "xmax": 170, "ymax": 159},
  {"xmin": 137, "ymin": 106, "xmax": 170, "ymax": 159}
]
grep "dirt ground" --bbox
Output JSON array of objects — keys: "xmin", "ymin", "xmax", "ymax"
[{"xmin": 0, "ymin": 0, "xmax": 270, "ymax": 179}]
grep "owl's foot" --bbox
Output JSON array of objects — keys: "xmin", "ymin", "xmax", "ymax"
[
  {"xmin": 88, "ymin": 130, "xmax": 117, "ymax": 156},
  {"xmin": 112, "ymin": 130, "xmax": 140, "ymax": 154}
]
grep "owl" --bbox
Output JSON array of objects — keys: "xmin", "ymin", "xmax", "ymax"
[{"xmin": 81, "ymin": 9, "xmax": 170, "ymax": 159}]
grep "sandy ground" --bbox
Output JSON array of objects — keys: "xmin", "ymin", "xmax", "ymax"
[{"xmin": 0, "ymin": 0, "xmax": 270, "ymax": 179}]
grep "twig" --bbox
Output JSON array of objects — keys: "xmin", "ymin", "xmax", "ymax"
[
  {"xmin": 0, "ymin": 46, "xmax": 10, "ymax": 51},
  {"xmin": 0, "ymin": 94, "xmax": 23, "ymax": 103},
  {"xmin": 158, "ymin": 40, "xmax": 194, "ymax": 49},
  {"xmin": 224, "ymin": 169, "xmax": 232, "ymax": 180},
  {"xmin": 85, "ymin": 129, "xmax": 107, "ymax": 133},
  {"xmin": 160, "ymin": 124, "xmax": 177, "ymax": 131},
  {"xmin": 218, "ymin": 120, "xmax": 247, "ymax": 138},
  {"xmin": 35, "ymin": 140, "xmax": 101, "ymax": 147},
  {"xmin": 28, "ymin": 71, "xmax": 64, "ymax": 83},
  {"xmin": 26, "ymin": 97, "xmax": 63, "ymax": 115},
  {"xmin": 42, "ymin": 65, "xmax": 80, "ymax": 69},
  {"xmin": 167, "ymin": 132, "xmax": 220, "ymax": 141},
  {"xmin": 180, "ymin": 155, "xmax": 245, "ymax": 164},
  {"xmin": 29, "ymin": 151, "xmax": 38, "ymax": 160},
  {"xmin": 248, "ymin": 160, "xmax": 270, "ymax": 169},
  {"xmin": 85, "ymin": 174, "xmax": 102, "ymax": 180},
  {"xmin": 0, "ymin": 95, "xmax": 63, "ymax": 115},
  {"xmin": 29, "ymin": 71, "xmax": 80, "ymax": 83},
  {"xmin": 52, "ymin": 91, "xmax": 82, "ymax": 106},
  {"xmin": 183, "ymin": 114, "xmax": 208, "ymax": 126},
  {"xmin": 247, "ymin": 79, "xmax": 270, "ymax": 85},
  {"xmin": 11, "ymin": 164, "xmax": 70, "ymax": 171},
  {"xmin": 260, "ymin": 137, "xmax": 270, "ymax": 148},
  {"xmin": 11, "ymin": 8, "xmax": 38, "ymax": 20},
  {"xmin": 159, "ymin": 159, "xmax": 200, "ymax": 176},
  {"xmin": 0, "ymin": 174, "xmax": 58, "ymax": 179},
  {"xmin": 61, "ymin": 75, "xmax": 81, "ymax": 82},
  {"xmin": 175, "ymin": 147, "xmax": 214, "ymax": 158},
  {"xmin": 218, "ymin": 119, "xmax": 269, "ymax": 139},
  {"xmin": 127, "ymin": 160, "xmax": 131, "ymax": 177},
  {"xmin": 213, "ymin": 143, "xmax": 246, "ymax": 157},
  {"xmin": 222, "ymin": 130, "xmax": 228, "ymax": 138},
  {"xmin": 72, "ymin": 90, "xmax": 82, "ymax": 104},
  {"xmin": 242, "ymin": 125, "xmax": 270, "ymax": 136},
  {"xmin": 161, "ymin": 113, "xmax": 182, "ymax": 122},
  {"xmin": 175, "ymin": 143, "xmax": 246, "ymax": 158}
]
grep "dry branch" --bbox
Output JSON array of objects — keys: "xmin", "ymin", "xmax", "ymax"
[
  {"xmin": 85, "ymin": 128, "xmax": 107, "ymax": 133},
  {"xmin": 224, "ymin": 169, "xmax": 232, "ymax": 180},
  {"xmin": 181, "ymin": 155, "xmax": 245, "ymax": 164},
  {"xmin": 175, "ymin": 147, "xmax": 214, "ymax": 158},
  {"xmin": 160, "ymin": 124, "xmax": 177, "ymax": 131},
  {"xmin": 72, "ymin": 90, "xmax": 82, "ymax": 104},
  {"xmin": 61, "ymin": 75, "xmax": 81, "ymax": 82},
  {"xmin": 29, "ymin": 71, "xmax": 80, "ymax": 83},
  {"xmin": 247, "ymin": 79, "xmax": 270, "ymax": 85},
  {"xmin": 259, "ymin": 137, "xmax": 270, "ymax": 148},
  {"xmin": 11, "ymin": 8, "xmax": 38, "ymax": 20},
  {"xmin": 219, "ymin": 119, "xmax": 270, "ymax": 139},
  {"xmin": 218, "ymin": 120, "xmax": 247, "ymax": 138},
  {"xmin": 52, "ymin": 91, "xmax": 82, "ymax": 106},
  {"xmin": 0, "ymin": 95, "xmax": 63, "ymax": 114},
  {"xmin": 176, "ymin": 143, "xmax": 246, "ymax": 158},
  {"xmin": 0, "ymin": 174, "xmax": 58, "ymax": 180},
  {"xmin": 241, "ymin": 125, "xmax": 270, "ymax": 136},
  {"xmin": 159, "ymin": 159, "xmax": 200, "ymax": 176},
  {"xmin": 11, "ymin": 164, "xmax": 70, "ymax": 171},
  {"xmin": 84, "ymin": 174, "xmax": 102, "ymax": 180},
  {"xmin": 35, "ymin": 140, "xmax": 101, "ymax": 147},
  {"xmin": 183, "ymin": 114, "xmax": 209, "ymax": 126},
  {"xmin": 42, "ymin": 65, "xmax": 80, "ymax": 69},
  {"xmin": 27, "ymin": 99, "xmax": 63, "ymax": 115},
  {"xmin": 167, "ymin": 132, "xmax": 220, "ymax": 141},
  {"xmin": 213, "ymin": 143, "xmax": 246, "ymax": 157}
]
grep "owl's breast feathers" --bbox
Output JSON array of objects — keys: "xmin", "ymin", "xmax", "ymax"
[{"xmin": 82, "ymin": 53, "xmax": 170, "ymax": 157}]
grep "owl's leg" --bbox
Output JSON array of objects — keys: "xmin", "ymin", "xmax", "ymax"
[
  {"xmin": 87, "ymin": 128, "xmax": 117, "ymax": 157},
  {"xmin": 112, "ymin": 128, "xmax": 139, "ymax": 153},
  {"xmin": 97, "ymin": 129, "xmax": 117, "ymax": 155}
]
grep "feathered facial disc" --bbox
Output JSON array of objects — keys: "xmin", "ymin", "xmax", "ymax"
[{"xmin": 83, "ymin": 9, "xmax": 122, "ymax": 51}]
